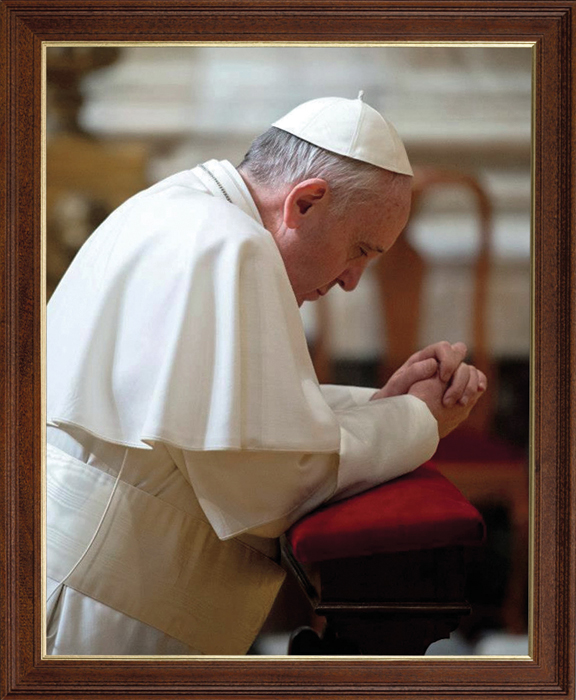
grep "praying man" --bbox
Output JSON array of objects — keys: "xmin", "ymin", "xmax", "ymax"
[{"xmin": 46, "ymin": 94, "xmax": 486, "ymax": 655}]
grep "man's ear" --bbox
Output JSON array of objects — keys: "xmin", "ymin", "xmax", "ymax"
[{"xmin": 283, "ymin": 178, "xmax": 330, "ymax": 229}]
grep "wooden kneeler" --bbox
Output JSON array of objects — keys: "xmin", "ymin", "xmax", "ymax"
[{"xmin": 284, "ymin": 462, "xmax": 486, "ymax": 655}]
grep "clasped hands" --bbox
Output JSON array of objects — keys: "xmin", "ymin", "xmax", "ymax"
[{"xmin": 370, "ymin": 341, "xmax": 487, "ymax": 438}]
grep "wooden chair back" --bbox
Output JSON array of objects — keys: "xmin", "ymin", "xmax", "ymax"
[{"xmin": 375, "ymin": 166, "xmax": 495, "ymax": 431}]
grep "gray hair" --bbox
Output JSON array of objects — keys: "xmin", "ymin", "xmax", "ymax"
[{"xmin": 238, "ymin": 127, "xmax": 410, "ymax": 218}]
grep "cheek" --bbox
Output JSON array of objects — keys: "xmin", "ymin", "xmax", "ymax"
[
  {"xmin": 309, "ymin": 247, "xmax": 339, "ymax": 275},
  {"xmin": 287, "ymin": 236, "xmax": 348, "ymax": 291}
]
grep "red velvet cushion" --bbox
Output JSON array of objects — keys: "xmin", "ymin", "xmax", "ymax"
[{"xmin": 287, "ymin": 462, "xmax": 485, "ymax": 563}]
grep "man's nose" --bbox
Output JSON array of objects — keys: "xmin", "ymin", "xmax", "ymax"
[{"xmin": 337, "ymin": 263, "xmax": 365, "ymax": 292}]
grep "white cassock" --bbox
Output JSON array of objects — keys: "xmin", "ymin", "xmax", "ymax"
[{"xmin": 46, "ymin": 159, "xmax": 439, "ymax": 656}]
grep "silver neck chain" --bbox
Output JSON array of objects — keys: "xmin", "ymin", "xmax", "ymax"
[{"xmin": 199, "ymin": 164, "xmax": 232, "ymax": 203}]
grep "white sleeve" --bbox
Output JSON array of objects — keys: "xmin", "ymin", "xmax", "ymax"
[
  {"xmin": 179, "ymin": 394, "xmax": 438, "ymax": 541},
  {"xmin": 330, "ymin": 394, "xmax": 439, "ymax": 502},
  {"xmin": 320, "ymin": 384, "xmax": 378, "ymax": 410},
  {"xmin": 179, "ymin": 449, "xmax": 339, "ymax": 540}
]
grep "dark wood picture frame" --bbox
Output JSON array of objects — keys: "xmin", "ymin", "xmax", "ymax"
[{"xmin": 1, "ymin": 2, "xmax": 574, "ymax": 698}]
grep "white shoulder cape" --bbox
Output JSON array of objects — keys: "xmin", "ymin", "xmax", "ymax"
[{"xmin": 47, "ymin": 164, "xmax": 341, "ymax": 453}]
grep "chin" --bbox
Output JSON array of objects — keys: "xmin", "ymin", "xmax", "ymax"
[{"xmin": 296, "ymin": 286, "xmax": 325, "ymax": 305}]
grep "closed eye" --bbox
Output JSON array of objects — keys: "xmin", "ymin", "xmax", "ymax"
[{"xmin": 353, "ymin": 243, "xmax": 385, "ymax": 261}]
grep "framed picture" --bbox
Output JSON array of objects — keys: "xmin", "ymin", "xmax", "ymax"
[{"xmin": 1, "ymin": 2, "xmax": 574, "ymax": 699}]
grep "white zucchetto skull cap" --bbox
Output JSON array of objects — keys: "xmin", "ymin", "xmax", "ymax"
[{"xmin": 272, "ymin": 91, "xmax": 413, "ymax": 177}]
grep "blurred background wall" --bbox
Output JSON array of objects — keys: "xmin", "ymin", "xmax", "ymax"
[{"xmin": 46, "ymin": 44, "xmax": 532, "ymax": 655}]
